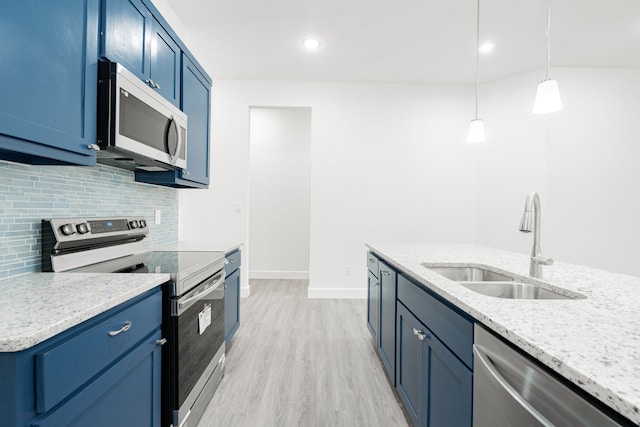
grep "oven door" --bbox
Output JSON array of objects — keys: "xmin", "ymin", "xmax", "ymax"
[{"xmin": 167, "ymin": 270, "xmax": 225, "ymax": 422}]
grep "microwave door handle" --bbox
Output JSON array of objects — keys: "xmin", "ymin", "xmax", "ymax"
[{"xmin": 169, "ymin": 115, "xmax": 183, "ymax": 164}]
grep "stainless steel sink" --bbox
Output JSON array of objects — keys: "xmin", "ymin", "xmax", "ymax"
[
  {"xmin": 423, "ymin": 264, "xmax": 582, "ymax": 300},
  {"xmin": 424, "ymin": 266, "xmax": 514, "ymax": 282},
  {"xmin": 459, "ymin": 282, "xmax": 572, "ymax": 300}
]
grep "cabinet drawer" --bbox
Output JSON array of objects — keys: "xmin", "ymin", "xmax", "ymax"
[
  {"xmin": 367, "ymin": 252, "xmax": 379, "ymax": 277},
  {"xmin": 225, "ymin": 250, "xmax": 241, "ymax": 276},
  {"xmin": 397, "ymin": 274, "xmax": 473, "ymax": 368},
  {"xmin": 35, "ymin": 290, "xmax": 162, "ymax": 413}
]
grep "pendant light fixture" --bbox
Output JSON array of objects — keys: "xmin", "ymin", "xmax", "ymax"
[
  {"xmin": 533, "ymin": 0, "xmax": 562, "ymax": 114},
  {"xmin": 467, "ymin": 0, "xmax": 485, "ymax": 143}
]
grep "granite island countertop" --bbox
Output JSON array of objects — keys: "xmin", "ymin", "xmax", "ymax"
[
  {"xmin": 0, "ymin": 272, "xmax": 170, "ymax": 352},
  {"xmin": 366, "ymin": 243, "xmax": 640, "ymax": 425}
]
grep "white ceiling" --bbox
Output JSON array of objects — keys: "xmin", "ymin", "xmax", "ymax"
[{"xmin": 165, "ymin": 0, "xmax": 640, "ymax": 84}]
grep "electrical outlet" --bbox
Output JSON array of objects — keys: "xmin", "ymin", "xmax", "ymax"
[
  {"xmin": 154, "ymin": 209, "xmax": 161, "ymax": 225},
  {"xmin": 345, "ymin": 265, "xmax": 352, "ymax": 275}
]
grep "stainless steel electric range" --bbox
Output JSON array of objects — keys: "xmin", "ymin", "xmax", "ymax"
[{"xmin": 42, "ymin": 216, "xmax": 226, "ymax": 427}]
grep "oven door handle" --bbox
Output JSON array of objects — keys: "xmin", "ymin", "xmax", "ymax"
[{"xmin": 176, "ymin": 273, "xmax": 224, "ymax": 315}]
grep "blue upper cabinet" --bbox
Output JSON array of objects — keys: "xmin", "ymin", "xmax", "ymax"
[
  {"xmin": 135, "ymin": 53, "xmax": 211, "ymax": 188},
  {"xmin": 101, "ymin": 0, "xmax": 181, "ymax": 108},
  {"xmin": 0, "ymin": 0, "xmax": 99, "ymax": 166}
]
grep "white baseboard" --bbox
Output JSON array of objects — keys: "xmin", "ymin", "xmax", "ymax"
[
  {"xmin": 240, "ymin": 285, "xmax": 251, "ymax": 298},
  {"xmin": 249, "ymin": 270, "xmax": 309, "ymax": 280},
  {"xmin": 307, "ymin": 287, "xmax": 367, "ymax": 299}
]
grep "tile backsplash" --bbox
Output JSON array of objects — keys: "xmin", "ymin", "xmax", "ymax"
[{"xmin": 0, "ymin": 160, "xmax": 178, "ymax": 278}]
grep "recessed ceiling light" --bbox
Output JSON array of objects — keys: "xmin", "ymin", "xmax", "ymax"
[
  {"xmin": 303, "ymin": 38, "xmax": 321, "ymax": 49},
  {"xmin": 479, "ymin": 42, "xmax": 495, "ymax": 53}
]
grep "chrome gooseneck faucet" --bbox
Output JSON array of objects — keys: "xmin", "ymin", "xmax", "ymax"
[{"xmin": 519, "ymin": 191, "xmax": 553, "ymax": 278}]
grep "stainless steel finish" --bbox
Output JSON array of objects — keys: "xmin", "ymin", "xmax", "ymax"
[
  {"xmin": 412, "ymin": 328, "xmax": 428, "ymax": 341},
  {"xmin": 169, "ymin": 114, "xmax": 183, "ymax": 164},
  {"xmin": 172, "ymin": 343, "xmax": 225, "ymax": 427},
  {"xmin": 473, "ymin": 324, "xmax": 623, "ymax": 427},
  {"xmin": 519, "ymin": 191, "xmax": 554, "ymax": 278},
  {"xmin": 168, "ymin": 257, "xmax": 226, "ymax": 296},
  {"xmin": 102, "ymin": 63, "xmax": 187, "ymax": 170},
  {"xmin": 51, "ymin": 240, "xmax": 147, "ymax": 272},
  {"xmin": 460, "ymin": 282, "xmax": 573, "ymax": 300},
  {"xmin": 108, "ymin": 321, "xmax": 132, "ymax": 336},
  {"xmin": 172, "ymin": 271, "xmax": 225, "ymax": 316},
  {"xmin": 425, "ymin": 265, "xmax": 513, "ymax": 282},
  {"xmin": 156, "ymin": 338, "xmax": 167, "ymax": 346}
]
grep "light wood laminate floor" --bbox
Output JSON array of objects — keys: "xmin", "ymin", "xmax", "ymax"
[{"xmin": 196, "ymin": 279, "xmax": 409, "ymax": 427}]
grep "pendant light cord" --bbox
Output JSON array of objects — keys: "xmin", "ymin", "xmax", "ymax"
[
  {"xmin": 474, "ymin": 0, "xmax": 480, "ymax": 119},
  {"xmin": 545, "ymin": 0, "xmax": 551, "ymax": 79}
]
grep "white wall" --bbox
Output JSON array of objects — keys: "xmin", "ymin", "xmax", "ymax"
[
  {"xmin": 249, "ymin": 107, "xmax": 311, "ymax": 279},
  {"xmin": 476, "ymin": 67, "xmax": 640, "ymax": 276},
  {"xmin": 180, "ymin": 80, "xmax": 478, "ymax": 297}
]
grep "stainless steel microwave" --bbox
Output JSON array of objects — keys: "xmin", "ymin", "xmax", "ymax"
[{"xmin": 96, "ymin": 61, "xmax": 187, "ymax": 171}]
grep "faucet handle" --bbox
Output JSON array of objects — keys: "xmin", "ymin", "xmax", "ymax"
[{"xmin": 532, "ymin": 256, "xmax": 554, "ymax": 266}]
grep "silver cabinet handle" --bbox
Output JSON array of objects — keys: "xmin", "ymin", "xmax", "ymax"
[
  {"xmin": 87, "ymin": 144, "xmax": 100, "ymax": 151},
  {"xmin": 154, "ymin": 82, "xmax": 161, "ymax": 89},
  {"xmin": 373, "ymin": 282, "xmax": 379, "ymax": 287},
  {"xmin": 369, "ymin": 258, "xmax": 375, "ymax": 263},
  {"xmin": 381, "ymin": 271, "xmax": 390, "ymax": 276},
  {"xmin": 108, "ymin": 321, "xmax": 132, "ymax": 337},
  {"xmin": 146, "ymin": 79, "xmax": 157, "ymax": 89},
  {"xmin": 412, "ymin": 327, "xmax": 428, "ymax": 341},
  {"xmin": 183, "ymin": 171, "xmax": 190, "ymax": 175},
  {"xmin": 156, "ymin": 338, "xmax": 167, "ymax": 346}
]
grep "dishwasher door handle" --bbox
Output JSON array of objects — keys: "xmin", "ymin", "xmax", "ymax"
[{"xmin": 473, "ymin": 345, "xmax": 554, "ymax": 427}]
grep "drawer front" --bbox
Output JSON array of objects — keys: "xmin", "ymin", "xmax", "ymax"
[
  {"xmin": 397, "ymin": 274, "xmax": 473, "ymax": 368},
  {"xmin": 367, "ymin": 252, "xmax": 379, "ymax": 277},
  {"xmin": 225, "ymin": 249, "xmax": 241, "ymax": 276},
  {"xmin": 35, "ymin": 289, "xmax": 162, "ymax": 413}
]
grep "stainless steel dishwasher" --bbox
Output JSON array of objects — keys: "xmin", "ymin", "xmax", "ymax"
[{"xmin": 473, "ymin": 324, "xmax": 626, "ymax": 427}]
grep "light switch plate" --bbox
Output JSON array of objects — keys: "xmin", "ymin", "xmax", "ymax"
[{"xmin": 154, "ymin": 209, "xmax": 161, "ymax": 225}]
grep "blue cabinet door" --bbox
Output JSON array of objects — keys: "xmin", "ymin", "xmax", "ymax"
[
  {"xmin": 0, "ymin": 0, "xmax": 98, "ymax": 166},
  {"xmin": 31, "ymin": 330, "xmax": 162, "ymax": 427},
  {"xmin": 101, "ymin": 0, "xmax": 152, "ymax": 81},
  {"xmin": 367, "ymin": 270, "xmax": 380, "ymax": 343},
  {"xmin": 378, "ymin": 261, "xmax": 397, "ymax": 384},
  {"xmin": 179, "ymin": 54, "xmax": 211, "ymax": 185},
  {"xmin": 427, "ymin": 335, "xmax": 472, "ymax": 427},
  {"xmin": 224, "ymin": 268, "xmax": 240, "ymax": 343},
  {"xmin": 150, "ymin": 21, "xmax": 181, "ymax": 107},
  {"xmin": 396, "ymin": 303, "xmax": 425, "ymax": 427}
]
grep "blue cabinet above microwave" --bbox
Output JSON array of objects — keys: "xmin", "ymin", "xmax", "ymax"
[{"xmin": 0, "ymin": 0, "xmax": 99, "ymax": 166}]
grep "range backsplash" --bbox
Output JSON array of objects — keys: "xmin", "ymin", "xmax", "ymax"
[{"xmin": 0, "ymin": 160, "xmax": 178, "ymax": 278}]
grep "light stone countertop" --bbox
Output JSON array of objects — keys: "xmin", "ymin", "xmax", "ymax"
[
  {"xmin": 366, "ymin": 243, "xmax": 640, "ymax": 425},
  {"xmin": 152, "ymin": 241, "xmax": 243, "ymax": 254},
  {"xmin": 0, "ymin": 272, "xmax": 170, "ymax": 353}
]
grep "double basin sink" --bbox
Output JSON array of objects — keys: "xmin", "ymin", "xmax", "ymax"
[{"xmin": 423, "ymin": 265, "xmax": 585, "ymax": 300}]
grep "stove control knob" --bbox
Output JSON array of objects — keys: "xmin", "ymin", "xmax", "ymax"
[
  {"xmin": 60, "ymin": 224, "xmax": 75, "ymax": 236},
  {"xmin": 76, "ymin": 223, "xmax": 89, "ymax": 234},
  {"xmin": 129, "ymin": 220, "xmax": 139, "ymax": 229},
  {"xmin": 139, "ymin": 220, "xmax": 147, "ymax": 228}
]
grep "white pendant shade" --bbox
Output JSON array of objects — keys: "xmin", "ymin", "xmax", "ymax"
[
  {"xmin": 467, "ymin": 119, "xmax": 486, "ymax": 143},
  {"xmin": 533, "ymin": 78, "xmax": 562, "ymax": 114}
]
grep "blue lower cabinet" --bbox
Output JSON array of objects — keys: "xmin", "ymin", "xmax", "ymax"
[
  {"xmin": 396, "ymin": 302, "xmax": 472, "ymax": 427},
  {"xmin": 378, "ymin": 261, "xmax": 397, "ymax": 384},
  {"xmin": 0, "ymin": 288, "xmax": 163, "ymax": 427},
  {"xmin": 31, "ymin": 331, "xmax": 162, "ymax": 427},
  {"xmin": 224, "ymin": 268, "xmax": 240, "ymax": 343},
  {"xmin": 367, "ymin": 269, "xmax": 380, "ymax": 342},
  {"xmin": 224, "ymin": 249, "xmax": 241, "ymax": 343},
  {"xmin": 0, "ymin": 0, "xmax": 99, "ymax": 166}
]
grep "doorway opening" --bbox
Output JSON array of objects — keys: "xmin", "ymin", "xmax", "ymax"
[{"xmin": 248, "ymin": 107, "xmax": 311, "ymax": 282}]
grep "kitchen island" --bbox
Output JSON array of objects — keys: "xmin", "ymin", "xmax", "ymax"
[{"xmin": 367, "ymin": 243, "xmax": 640, "ymax": 425}]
